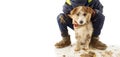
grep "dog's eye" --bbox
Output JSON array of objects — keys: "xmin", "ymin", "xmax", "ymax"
[
  {"xmin": 76, "ymin": 13, "xmax": 80, "ymax": 16},
  {"xmin": 83, "ymin": 13, "xmax": 87, "ymax": 16}
]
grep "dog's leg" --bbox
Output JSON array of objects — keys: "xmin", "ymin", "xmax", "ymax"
[
  {"xmin": 80, "ymin": 41, "xmax": 89, "ymax": 50},
  {"xmin": 84, "ymin": 34, "xmax": 91, "ymax": 50},
  {"xmin": 74, "ymin": 40, "xmax": 81, "ymax": 51},
  {"xmin": 84, "ymin": 41, "xmax": 89, "ymax": 50}
]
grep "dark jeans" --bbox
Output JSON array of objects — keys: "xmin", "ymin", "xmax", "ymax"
[{"xmin": 57, "ymin": 13, "xmax": 105, "ymax": 37}]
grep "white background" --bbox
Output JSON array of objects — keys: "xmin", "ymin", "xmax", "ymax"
[{"xmin": 0, "ymin": 0, "xmax": 120, "ymax": 57}]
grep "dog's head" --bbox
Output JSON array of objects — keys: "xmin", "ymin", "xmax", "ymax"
[{"xmin": 69, "ymin": 6, "xmax": 95, "ymax": 27}]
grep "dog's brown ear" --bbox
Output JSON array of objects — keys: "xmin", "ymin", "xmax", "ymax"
[
  {"xmin": 86, "ymin": 7, "xmax": 95, "ymax": 17},
  {"xmin": 70, "ymin": 7, "xmax": 79, "ymax": 15},
  {"xmin": 82, "ymin": 6, "xmax": 95, "ymax": 16},
  {"xmin": 69, "ymin": 7, "xmax": 79, "ymax": 19},
  {"xmin": 91, "ymin": 8, "xmax": 95, "ymax": 17}
]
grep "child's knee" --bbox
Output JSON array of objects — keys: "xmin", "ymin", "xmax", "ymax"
[
  {"xmin": 92, "ymin": 12, "xmax": 105, "ymax": 22},
  {"xmin": 57, "ymin": 13, "xmax": 66, "ymax": 24}
]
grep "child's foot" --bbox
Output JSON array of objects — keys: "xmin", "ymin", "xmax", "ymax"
[
  {"xmin": 90, "ymin": 36, "xmax": 107, "ymax": 50},
  {"xmin": 55, "ymin": 35, "xmax": 71, "ymax": 48}
]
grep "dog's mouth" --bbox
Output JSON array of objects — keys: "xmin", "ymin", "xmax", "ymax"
[
  {"xmin": 73, "ymin": 24, "xmax": 79, "ymax": 27},
  {"xmin": 73, "ymin": 20, "xmax": 85, "ymax": 27},
  {"xmin": 73, "ymin": 20, "xmax": 79, "ymax": 27},
  {"xmin": 73, "ymin": 22, "xmax": 86, "ymax": 28}
]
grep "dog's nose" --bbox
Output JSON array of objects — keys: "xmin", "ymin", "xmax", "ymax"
[{"xmin": 79, "ymin": 21, "xmax": 83, "ymax": 24}]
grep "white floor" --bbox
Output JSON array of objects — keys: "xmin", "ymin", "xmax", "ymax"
[
  {"xmin": 55, "ymin": 44, "xmax": 120, "ymax": 57},
  {"xmin": 1, "ymin": 0, "xmax": 120, "ymax": 57}
]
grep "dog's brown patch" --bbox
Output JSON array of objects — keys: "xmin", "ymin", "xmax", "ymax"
[{"xmin": 87, "ymin": 34, "xmax": 91, "ymax": 39}]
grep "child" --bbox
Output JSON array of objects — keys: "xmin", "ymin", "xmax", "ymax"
[{"xmin": 55, "ymin": 0, "xmax": 107, "ymax": 50}]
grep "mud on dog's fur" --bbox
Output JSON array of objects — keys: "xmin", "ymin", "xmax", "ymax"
[{"xmin": 69, "ymin": 6, "xmax": 95, "ymax": 51}]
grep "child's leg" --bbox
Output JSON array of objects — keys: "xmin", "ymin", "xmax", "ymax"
[
  {"xmin": 90, "ymin": 12, "xmax": 107, "ymax": 50},
  {"xmin": 57, "ymin": 13, "xmax": 73, "ymax": 37},
  {"xmin": 55, "ymin": 13, "xmax": 73, "ymax": 48},
  {"xmin": 92, "ymin": 12, "xmax": 105, "ymax": 37}
]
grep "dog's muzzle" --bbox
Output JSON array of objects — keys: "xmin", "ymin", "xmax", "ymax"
[{"xmin": 79, "ymin": 20, "xmax": 83, "ymax": 24}]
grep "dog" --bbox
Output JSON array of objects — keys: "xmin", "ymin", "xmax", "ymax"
[{"xmin": 69, "ymin": 6, "xmax": 95, "ymax": 51}]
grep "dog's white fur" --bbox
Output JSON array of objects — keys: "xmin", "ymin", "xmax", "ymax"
[{"xmin": 69, "ymin": 6, "xmax": 95, "ymax": 51}]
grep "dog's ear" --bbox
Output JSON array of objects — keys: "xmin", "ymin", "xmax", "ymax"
[
  {"xmin": 70, "ymin": 7, "xmax": 79, "ymax": 15},
  {"xmin": 69, "ymin": 7, "xmax": 80, "ymax": 18},
  {"xmin": 68, "ymin": 7, "xmax": 78, "ymax": 19},
  {"xmin": 82, "ymin": 6, "xmax": 95, "ymax": 23},
  {"xmin": 82, "ymin": 6, "xmax": 95, "ymax": 16},
  {"xmin": 86, "ymin": 7, "xmax": 95, "ymax": 17},
  {"xmin": 68, "ymin": 14, "xmax": 72, "ymax": 19}
]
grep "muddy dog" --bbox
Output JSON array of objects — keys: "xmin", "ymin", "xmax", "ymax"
[{"xmin": 69, "ymin": 6, "xmax": 95, "ymax": 51}]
